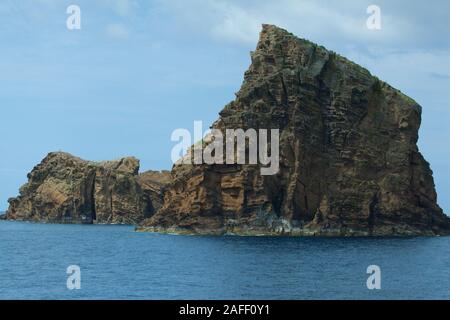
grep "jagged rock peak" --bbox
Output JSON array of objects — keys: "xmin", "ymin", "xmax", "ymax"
[
  {"xmin": 41, "ymin": 151, "xmax": 140, "ymax": 174},
  {"xmin": 140, "ymin": 24, "xmax": 449, "ymax": 236}
]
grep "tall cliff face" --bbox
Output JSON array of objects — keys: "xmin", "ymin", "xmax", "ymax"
[
  {"xmin": 141, "ymin": 25, "xmax": 450, "ymax": 236},
  {"xmin": 7, "ymin": 152, "xmax": 170, "ymax": 224}
]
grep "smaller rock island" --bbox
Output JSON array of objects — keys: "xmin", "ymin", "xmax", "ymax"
[{"xmin": 6, "ymin": 152, "xmax": 170, "ymax": 224}]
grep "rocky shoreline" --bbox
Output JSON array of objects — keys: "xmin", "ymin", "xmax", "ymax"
[
  {"xmin": 136, "ymin": 227, "xmax": 440, "ymax": 237},
  {"xmin": 136, "ymin": 219, "xmax": 443, "ymax": 237}
]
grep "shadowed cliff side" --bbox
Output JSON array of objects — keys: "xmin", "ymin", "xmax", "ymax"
[{"xmin": 139, "ymin": 24, "xmax": 450, "ymax": 236}]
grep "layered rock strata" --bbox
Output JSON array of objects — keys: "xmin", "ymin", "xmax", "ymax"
[
  {"xmin": 139, "ymin": 25, "xmax": 450, "ymax": 236},
  {"xmin": 6, "ymin": 152, "xmax": 170, "ymax": 224}
]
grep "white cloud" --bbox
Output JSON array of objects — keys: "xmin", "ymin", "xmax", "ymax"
[
  {"xmin": 345, "ymin": 49, "xmax": 450, "ymax": 97},
  {"xmin": 101, "ymin": 0, "xmax": 139, "ymax": 17},
  {"xmin": 209, "ymin": 2, "xmax": 261, "ymax": 44},
  {"xmin": 105, "ymin": 23, "xmax": 130, "ymax": 39},
  {"xmin": 159, "ymin": 0, "xmax": 421, "ymax": 47}
]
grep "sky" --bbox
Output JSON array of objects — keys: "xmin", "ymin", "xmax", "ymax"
[{"xmin": 0, "ymin": 0, "xmax": 449, "ymax": 213}]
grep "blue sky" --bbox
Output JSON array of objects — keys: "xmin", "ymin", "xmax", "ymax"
[{"xmin": 1, "ymin": 0, "xmax": 449, "ymax": 214}]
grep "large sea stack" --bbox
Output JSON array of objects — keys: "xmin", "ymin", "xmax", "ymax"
[
  {"xmin": 139, "ymin": 25, "xmax": 450, "ymax": 236},
  {"xmin": 6, "ymin": 152, "xmax": 170, "ymax": 224}
]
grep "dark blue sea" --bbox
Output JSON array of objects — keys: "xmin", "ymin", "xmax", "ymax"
[{"xmin": 1, "ymin": 220, "xmax": 450, "ymax": 300}]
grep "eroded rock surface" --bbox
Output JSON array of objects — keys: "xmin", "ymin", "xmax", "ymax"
[
  {"xmin": 6, "ymin": 152, "xmax": 170, "ymax": 224},
  {"xmin": 140, "ymin": 25, "xmax": 450, "ymax": 236}
]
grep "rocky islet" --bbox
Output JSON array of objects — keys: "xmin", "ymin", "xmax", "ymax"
[
  {"xmin": 5, "ymin": 25, "xmax": 450, "ymax": 236},
  {"xmin": 6, "ymin": 152, "xmax": 170, "ymax": 224}
]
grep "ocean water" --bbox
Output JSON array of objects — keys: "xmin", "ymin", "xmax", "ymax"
[{"xmin": 1, "ymin": 221, "xmax": 450, "ymax": 300}]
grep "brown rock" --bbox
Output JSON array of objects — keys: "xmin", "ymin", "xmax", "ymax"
[
  {"xmin": 140, "ymin": 25, "xmax": 450, "ymax": 236},
  {"xmin": 6, "ymin": 152, "xmax": 170, "ymax": 224},
  {"xmin": 137, "ymin": 170, "xmax": 171, "ymax": 214}
]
